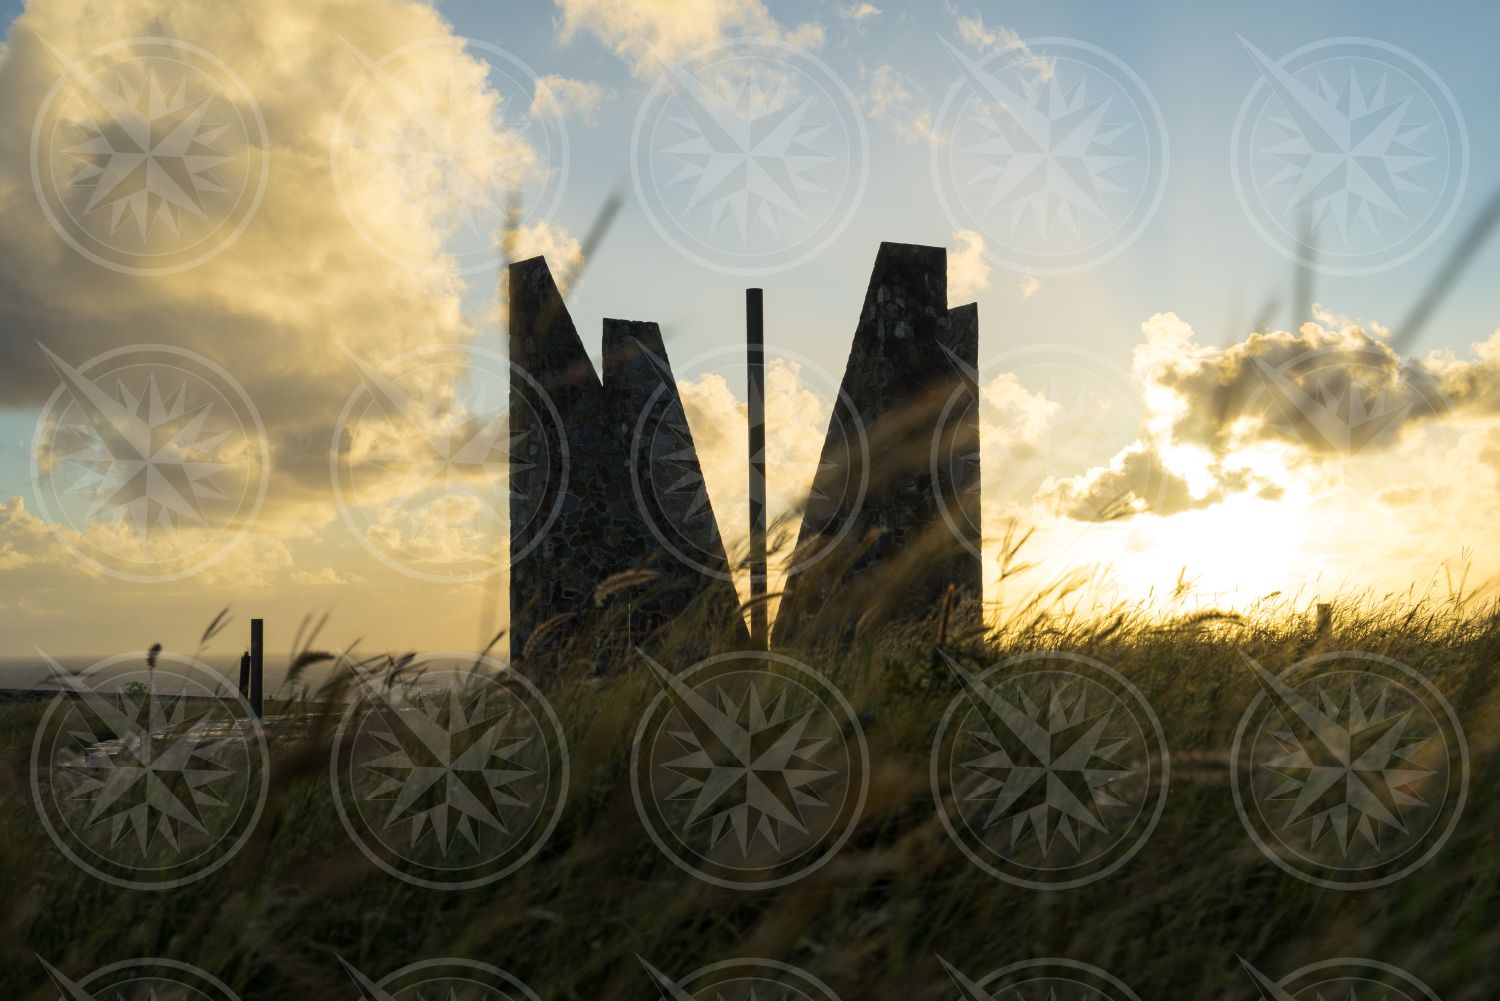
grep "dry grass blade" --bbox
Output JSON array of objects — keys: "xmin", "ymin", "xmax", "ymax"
[
  {"xmin": 595, "ymin": 568, "xmax": 662, "ymax": 606},
  {"xmin": 200, "ymin": 607, "xmax": 232, "ymax": 647}
]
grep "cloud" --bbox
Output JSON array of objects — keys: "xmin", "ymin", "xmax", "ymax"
[
  {"xmin": 0, "ymin": 496, "xmax": 61, "ymax": 572},
  {"xmin": 1019, "ymin": 274, "xmax": 1040, "ymax": 300},
  {"xmin": 530, "ymin": 74, "xmax": 614, "ymax": 125},
  {"xmin": 2, "ymin": 0, "xmax": 584, "ymax": 503},
  {"xmin": 484, "ymin": 220, "xmax": 584, "ymax": 326},
  {"xmin": 947, "ymin": 229, "xmax": 990, "ymax": 302},
  {"xmin": 838, "ymin": 3, "xmax": 880, "ymax": 23},
  {"xmin": 1047, "ymin": 312, "xmax": 1500, "ymax": 520},
  {"xmin": 1140, "ymin": 315, "xmax": 1453, "ymax": 457},
  {"xmin": 554, "ymin": 0, "xmax": 825, "ymax": 77},
  {"xmin": 945, "ymin": 6, "xmax": 1053, "ymax": 81},
  {"xmin": 674, "ymin": 359, "xmax": 840, "ymax": 616},
  {"xmin": 953, "ymin": 9, "xmax": 1018, "ymax": 52},
  {"xmin": 922, "ymin": 311, "xmax": 1500, "ymax": 617},
  {"xmin": 506, "ymin": 221, "xmax": 584, "ymax": 279},
  {"xmin": 860, "ymin": 63, "xmax": 941, "ymax": 144},
  {"xmin": 0, "ymin": 0, "xmax": 554, "ymax": 518},
  {"xmin": 0, "ymin": 0, "xmax": 583, "ymax": 641}
]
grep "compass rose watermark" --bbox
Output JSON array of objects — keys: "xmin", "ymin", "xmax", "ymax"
[
  {"xmin": 630, "ymin": 649, "xmax": 869, "ymax": 890},
  {"xmin": 631, "ymin": 37, "xmax": 869, "ymax": 276},
  {"xmin": 1232, "ymin": 651, "xmax": 1467, "ymax": 889},
  {"xmin": 1239, "ymin": 956, "xmax": 1443, "ymax": 1001},
  {"xmin": 627, "ymin": 345, "xmax": 867, "ymax": 583},
  {"xmin": 931, "ymin": 651, "xmax": 1169, "ymax": 890},
  {"xmin": 31, "ymin": 343, "xmax": 270, "ymax": 583},
  {"xmin": 1238, "ymin": 342, "xmax": 1455, "ymax": 501},
  {"xmin": 341, "ymin": 957, "xmax": 543, "ymax": 1001},
  {"xmin": 30, "ymin": 651, "xmax": 269, "ymax": 890},
  {"xmin": 330, "ymin": 654, "xmax": 569, "ymax": 889},
  {"xmin": 638, "ymin": 956, "xmax": 842, "ymax": 1001},
  {"xmin": 38, "ymin": 956, "xmax": 243, "ymax": 1001},
  {"xmin": 1232, "ymin": 37, "xmax": 1468, "ymax": 276},
  {"xmin": 931, "ymin": 36, "xmax": 1168, "ymax": 276},
  {"xmin": 929, "ymin": 346, "xmax": 1163, "ymax": 569},
  {"xmin": 332, "ymin": 344, "xmax": 567, "ymax": 582},
  {"xmin": 331, "ymin": 36, "xmax": 567, "ymax": 275},
  {"xmin": 30, "ymin": 36, "xmax": 269, "ymax": 276},
  {"xmin": 939, "ymin": 957, "xmax": 1145, "ymax": 1001}
]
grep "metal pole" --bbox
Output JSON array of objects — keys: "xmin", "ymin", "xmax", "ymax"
[
  {"xmin": 747, "ymin": 288, "xmax": 768, "ymax": 650},
  {"xmin": 249, "ymin": 618, "xmax": 264, "ymax": 718}
]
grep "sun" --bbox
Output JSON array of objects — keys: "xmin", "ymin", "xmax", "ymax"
[{"xmin": 989, "ymin": 485, "xmax": 1315, "ymax": 618}]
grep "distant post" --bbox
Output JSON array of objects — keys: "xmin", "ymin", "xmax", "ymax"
[
  {"xmin": 238, "ymin": 650, "xmax": 250, "ymax": 699},
  {"xmin": 747, "ymin": 289, "xmax": 768, "ymax": 650},
  {"xmin": 249, "ymin": 618, "xmax": 264, "ymax": 718}
]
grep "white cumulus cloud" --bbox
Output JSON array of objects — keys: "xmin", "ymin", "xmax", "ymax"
[
  {"xmin": 948, "ymin": 229, "xmax": 990, "ymax": 302},
  {"xmin": 554, "ymin": 0, "xmax": 824, "ymax": 78}
]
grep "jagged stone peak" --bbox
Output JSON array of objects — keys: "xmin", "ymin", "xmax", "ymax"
[
  {"xmin": 944, "ymin": 303, "xmax": 980, "ymax": 377},
  {"xmin": 876, "ymin": 240, "xmax": 946, "ymax": 257},
  {"xmin": 508, "ymin": 255, "xmax": 602, "ymax": 395},
  {"xmin": 857, "ymin": 242, "xmax": 950, "ymax": 342},
  {"xmin": 871, "ymin": 241, "xmax": 946, "ymax": 279},
  {"xmin": 601, "ymin": 318, "xmax": 675, "ymax": 393}
]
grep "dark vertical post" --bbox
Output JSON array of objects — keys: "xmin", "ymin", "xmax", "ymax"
[
  {"xmin": 249, "ymin": 618, "xmax": 264, "ymax": 718},
  {"xmin": 238, "ymin": 650, "xmax": 250, "ymax": 698},
  {"xmin": 747, "ymin": 288, "xmax": 768, "ymax": 650}
]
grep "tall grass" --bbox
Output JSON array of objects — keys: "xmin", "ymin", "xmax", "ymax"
[
  {"xmin": 11, "ymin": 182, "xmax": 1500, "ymax": 1001},
  {"xmin": 3, "ymin": 573, "xmax": 1499, "ymax": 1001}
]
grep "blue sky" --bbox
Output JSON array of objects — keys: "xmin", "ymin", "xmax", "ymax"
[
  {"xmin": 433, "ymin": 0, "xmax": 1500, "ymax": 375},
  {"xmin": 6, "ymin": 0, "xmax": 1500, "ymax": 485},
  {"xmin": 5, "ymin": 0, "xmax": 1500, "ymax": 653}
]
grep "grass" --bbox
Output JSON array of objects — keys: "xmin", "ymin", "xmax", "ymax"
[{"xmin": 2, "ymin": 589, "xmax": 1499, "ymax": 1000}]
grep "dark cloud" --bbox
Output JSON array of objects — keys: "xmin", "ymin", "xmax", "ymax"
[{"xmin": 1054, "ymin": 313, "xmax": 1498, "ymax": 520}]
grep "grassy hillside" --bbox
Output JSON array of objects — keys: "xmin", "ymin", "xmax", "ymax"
[{"xmin": 2, "ymin": 595, "xmax": 1497, "ymax": 1000}]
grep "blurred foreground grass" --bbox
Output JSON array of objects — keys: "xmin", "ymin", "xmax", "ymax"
[{"xmin": 1, "ymin": 595, "xmax": 1498, "ymax": 1000}]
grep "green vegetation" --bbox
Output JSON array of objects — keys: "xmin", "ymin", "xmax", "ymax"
[{"xmin": 2, "ymin": 594, "xmax": 1497, "ymax": 1000}]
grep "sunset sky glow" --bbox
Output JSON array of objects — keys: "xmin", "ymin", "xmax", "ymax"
[{"xmin": 3, "ymin": 0, "xmax": 1500, "ymax": 655}]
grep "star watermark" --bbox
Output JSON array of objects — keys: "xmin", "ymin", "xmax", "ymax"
[
  {"xmin": 638, "ymin": 956, "xmax": 842, "ymax": 1001},
  {"xmin": 341, "ymin": 956, "xmax": 543, "ymax": 1001},
  {"xmin": 1232, "ymin": 37, "xmax": 1468, "ymax": 275},
  {"xmin": 931, "ymin": 651, "xmax": 1168, "ymax": 889},
  {"xmin": 332, "ymin": 345, "xmax": 567, "ymax": 581},
  {"xmin": 626, "ymin": 344, "xmax": 867, "ymax": 583},
  {"xmin": 331, "ymin": 36, "xmax": 567, "ymax": 275},
  {"xmin": 1232, "ymin": 651, "xmax": 1467, "ymax": 889},
  {"xmin": 30, "ymin": 651, "xmax": 269, "ymax": 890},
  {"xmin": 30, "ymin": 36, "xmax": 269, "ymax": 275},
  {"xmin": 31, "ymin": 343, "xmax": 269, "ymax": 582},
  {"xmin": 1238, "ymin": 343, "xmax": 1455, "ymax": 502},
  {"xmin": 1239, "ymin": 956, "xmax": 1443, "ymax": 1001},
  {"xmin": 38, "ymin": 956, "xmax": 242, "ymax": 1001},
  {"xmin": 330, "ymin": 654, "xmax": 568, "ymax": 889},
  {"xmin": 940, "ymin": 957, "xmax": 1144, "ymax": 1001},
  {"xmin": 631, "ymin": 649, "xmax": 868, "ymax": 889},
  {"xmin": 932, "ymin": 36, "xmax": 1168, "ymax": 275},
  {"xmin": 632, "ymin": 38, "xmax": 868, "ymax": 276},
  {"xmin": 929, "ymin": 346, "xmax": 1160, "ymax": 566}
]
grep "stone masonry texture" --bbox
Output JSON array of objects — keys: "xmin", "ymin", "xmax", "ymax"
[
  {"xmin": 773, "ymin": 242, "xmax": 981, "ymax": 645},
  {"xmin": 508, "ymin": 257, "xmax": 743, "ymax": 664}
]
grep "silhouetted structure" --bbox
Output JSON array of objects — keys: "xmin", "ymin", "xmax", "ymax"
[
  {"xmin": 746, "ymin": 288, "xmax": 768, "ymax": 650},
  {"xmin": 773, "ymin": 242, "xmax": 981, "ymax": 644},
  {"xmin": 510, "ymin": 243, "xmax": 982, "ymax": 661},
  {"xmin": 508, "ymin": 257, "xmax": 742, "ymax": 663}
]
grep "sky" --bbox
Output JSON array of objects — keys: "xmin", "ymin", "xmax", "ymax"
[{"xmin": 3, "ymin": 0, "xmax": 1500, "ymax": 656}]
